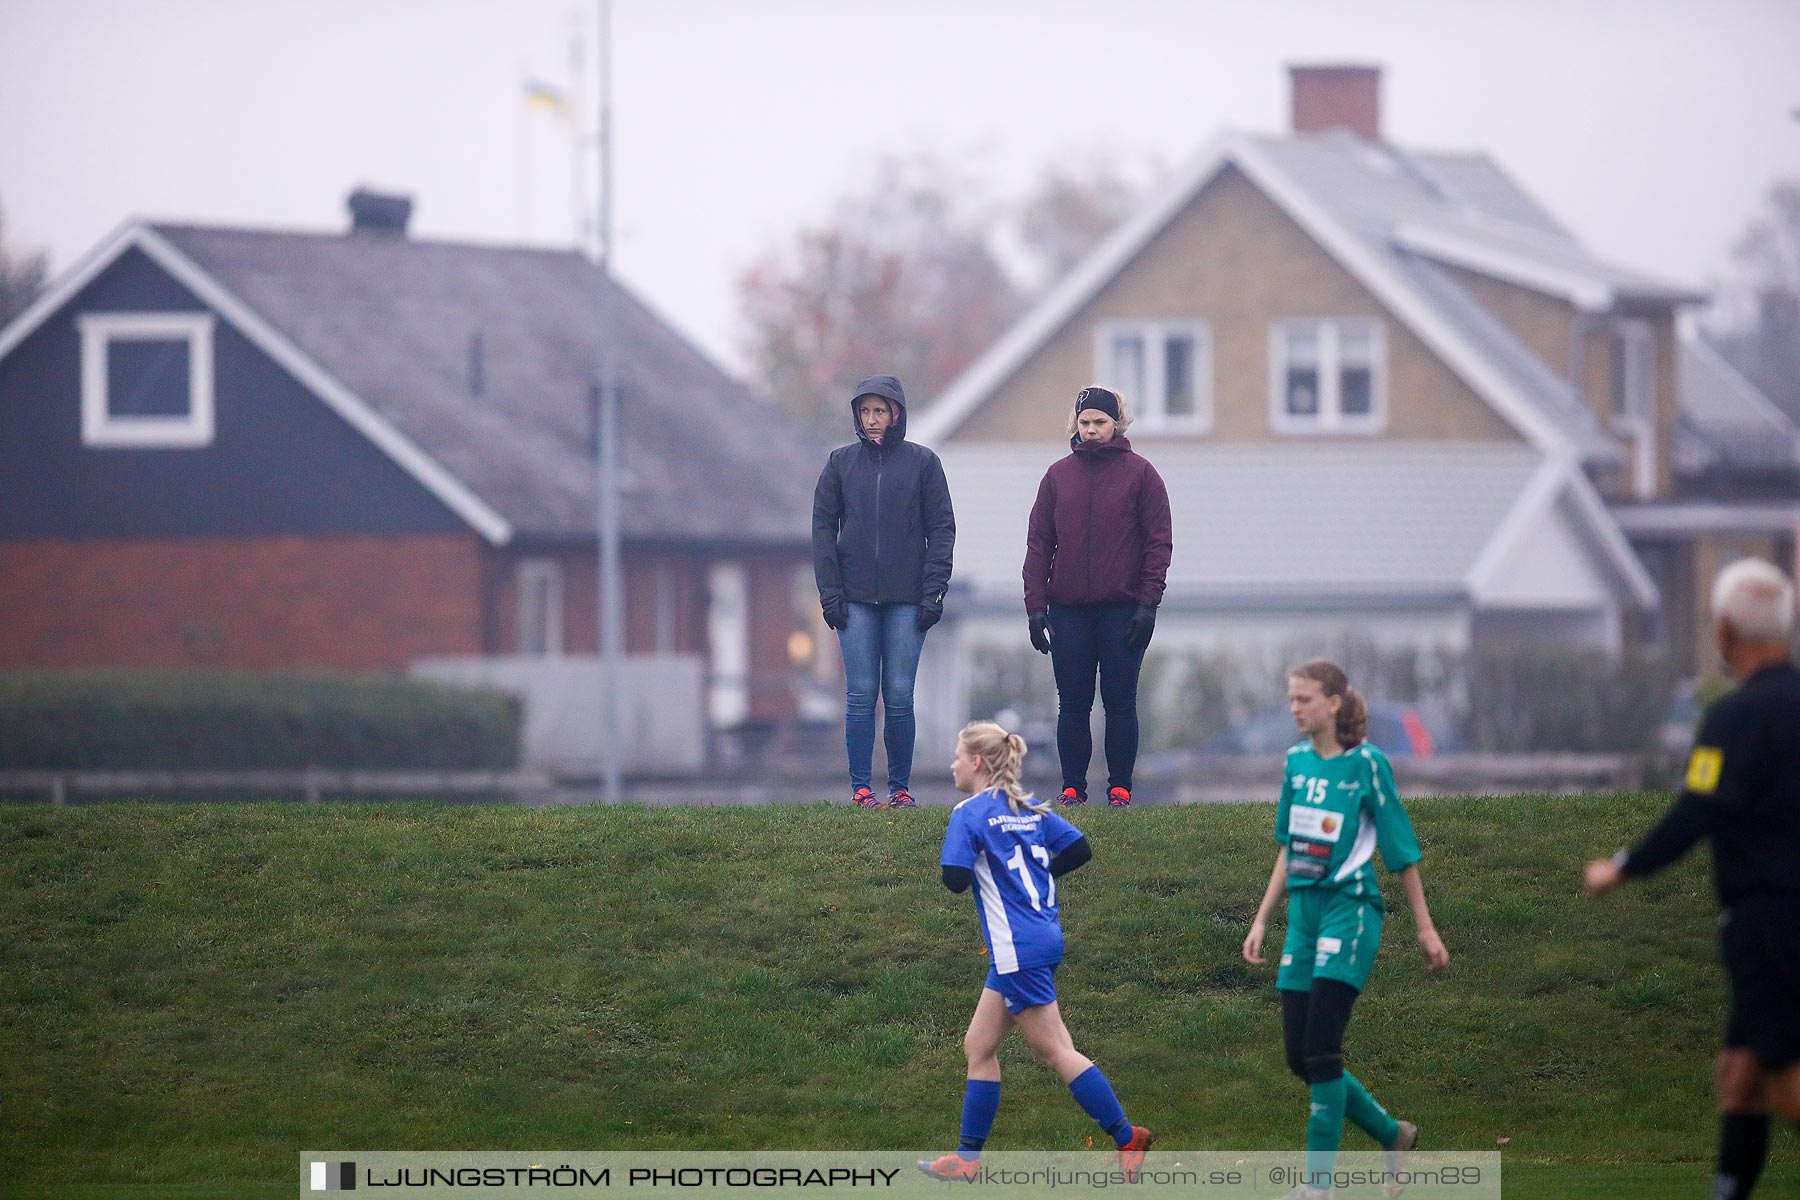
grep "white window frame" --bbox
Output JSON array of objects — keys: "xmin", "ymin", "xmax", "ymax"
[
  {"xmin": 1092, "ymin": 319, "xmax": 1213, "ymax": 434},
  {"xmin": 707, "ymin": 561, "xmax": 749, "ymax": 727},
  {"xmin": 1611, "ymin": 319, "xmax": 1655, "ymax": 423},
  {"xmin": 517, "ymin": 559, "xmax": 565, "ymax": 656},
  {"xmin": 1610, "ymin": 319, "xmax": 1658, "ymax": 499},
  {"xmin": 1267, "ymin": 318, "xmax": 1387, "ymax": 435},
  {"xmin": 79, "ymin": 312, "xmax": 216, "ymax": 448}
]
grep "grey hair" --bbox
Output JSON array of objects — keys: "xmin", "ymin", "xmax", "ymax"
[{"xmin": 1711, "ymin": 557, "xmax": 1795, "ymax": 642}]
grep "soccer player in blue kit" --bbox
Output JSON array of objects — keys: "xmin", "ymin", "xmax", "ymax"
[{"xmin": 918, "ymin": 720, "xmax": 1154, "ymax": 1183}]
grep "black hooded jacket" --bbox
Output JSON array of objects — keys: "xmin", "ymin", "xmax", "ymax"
[{"xmin": 813, "ymin": 375, "xmax": 956, "ymax": 608}]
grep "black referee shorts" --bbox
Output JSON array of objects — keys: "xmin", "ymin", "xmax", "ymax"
[{"xmin": 1722, "ymin": 899, "xmax": 1800, "ymax": 1071}]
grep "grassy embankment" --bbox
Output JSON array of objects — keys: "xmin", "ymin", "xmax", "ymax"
[{"xmin": 3, "ymin": 795, "xmax": 1795, "ymax": 1198}]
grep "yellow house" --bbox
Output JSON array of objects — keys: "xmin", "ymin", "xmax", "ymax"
[{"xmin": 913, "ymin": 65, "xmax": 1798, "ymax": 677}]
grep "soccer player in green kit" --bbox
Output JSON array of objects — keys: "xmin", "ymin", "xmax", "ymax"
[{"xmin": 1243, "ymin": 660, "xmax": 1450, "ymax": 1200}]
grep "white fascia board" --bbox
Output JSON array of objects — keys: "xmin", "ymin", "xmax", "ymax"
[
  {"xmin": 1609, "ymin": 501, "xmax": 1800, "ymax": 536},
  {"xmin": 1228, "ymin": 139, "xmax": 1574, "ymax": 457},
  {"xmin": 132, "ymin": 226, "xmax": 513, "ymax": 546},
  {"xmin": 1392, "ymin": 221, "xmax": 1616, "ymax": 311},
  {"xmin": 1562, "ymin": 468, "xmax": 1660, "ymax": 610},
  {"xmin": 911, "ymin": 132, "xmax": 1243, "ymax": 445},
  {"xmin": 1465, "ymin": 454, "xmax": 1568, "ymax": 601},
  {"xmin": 0, "ymin": 219, "xmax": 146, "ymax": 362},
  {"xmin": 1466, "ymin": 455, "xmax": 1658, "ymax": 611}
]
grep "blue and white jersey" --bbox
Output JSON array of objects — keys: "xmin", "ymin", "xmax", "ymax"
[{"xmin": 941, "ymin": 789, "xmax": 1084, "ymax": 973}]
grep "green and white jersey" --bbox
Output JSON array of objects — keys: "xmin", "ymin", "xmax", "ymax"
[{"xmin": 1274, "ymin": 741, "xmax": 1422, "ymax": 910}]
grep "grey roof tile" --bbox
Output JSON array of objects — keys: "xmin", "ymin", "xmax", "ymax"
[
  {"xmin": 940, "ymin": 441, "xmax": 1544, "ymax": 599},
  {"xmin": 1676, "ymin": 332, "xmax": 1800, "ymax": 475},
  {"xmin": 154, "ymin": 223, "xmax": 821, "ymax": 544}
]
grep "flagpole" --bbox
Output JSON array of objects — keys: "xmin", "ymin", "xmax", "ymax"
[
  {"xmin": 568, "ymin": 15, "xmax": 590, "ymax": 255},
  {"xmin": 594, "ymin": 0, "xmax": 624, "ymax": 805}
]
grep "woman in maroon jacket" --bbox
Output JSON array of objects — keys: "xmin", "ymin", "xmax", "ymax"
[{"xmin": 1023, "ymin": 387, "xmax": 1173, "ymax": 807}]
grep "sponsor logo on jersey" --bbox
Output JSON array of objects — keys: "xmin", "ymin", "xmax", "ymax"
[
  {"xmin": 1288, "ymin": 855, "xmax": 1328, "ymax": 880},
  {"xmin": 1281, "ymin": 954, "xmax": 1293, "ymax": 966},
  {"xmin": 1289, "ymin": 805, "xmax": 1343, "ymax": 843},
  {"xmin": 1316, "ymin": 937, "xmax": 1342, "ymax": 955},
  {"xmin": 1686, "ymin": 746, "xmax": 1723, "ymax": 795}
]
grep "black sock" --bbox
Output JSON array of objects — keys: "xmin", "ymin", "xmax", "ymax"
[{"xmin": 1713, "ymin": 1113, "xmax": 1769, "ymax": 1200}]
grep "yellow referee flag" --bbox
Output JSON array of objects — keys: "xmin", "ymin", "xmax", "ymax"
[{"xmin": 523, "ymin": 79, "xmax": 569, "ymax": 117}]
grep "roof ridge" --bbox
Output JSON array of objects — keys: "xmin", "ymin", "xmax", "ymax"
[{"xmin": 154, "ymin": 220, "xmax": 593, "ymax": 261}]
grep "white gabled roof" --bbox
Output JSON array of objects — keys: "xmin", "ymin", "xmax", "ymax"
[
  {"xmin": 938, "ymin": 441, "xmax": 1655, "ymax": 611},
  {"xmin": 0, "ymin": 220, "xmax": 514, "ymax": 545},
  {"xmin": 913, "ymin": 129, "xmax": 1690, "ymax": 462}
]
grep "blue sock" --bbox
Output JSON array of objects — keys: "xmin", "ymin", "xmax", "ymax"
[
  {"xmin": 958, "ymin": 1079, "xmax": 1001, "ymax": 1159},
  {"xmin": 1068, "ymin": 1065, "xmax": 1131, "ymax": 1147}
]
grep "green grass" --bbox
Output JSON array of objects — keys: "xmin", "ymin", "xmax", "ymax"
[{"xmin": 1, "ymin": 794, "xmax": 1795, "ymax": 1199}]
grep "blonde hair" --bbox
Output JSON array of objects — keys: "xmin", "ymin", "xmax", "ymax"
[
  {"xmin": 1064, "ymin": 387, "xmax": 1134, "ymax": 437},
  {"xmin": 959, "ymin": 720, "xmax": 1051, "ymax": 815},
  {"xmin": 1711, "ymin": 557, "xmax": 1795, "ymax": 643}
]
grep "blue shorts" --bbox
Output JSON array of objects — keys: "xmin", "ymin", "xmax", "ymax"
[{"xmin": 985, "ymin": 963, "xmax": 1059, "ymax": 1014}]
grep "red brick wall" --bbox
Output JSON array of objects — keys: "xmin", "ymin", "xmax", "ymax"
[
  {"xmin": 745, "ymin": 556, "xmax": 805, "ymax": 722},
  {"xmin": 0, "ymin": 534, "xmax": 485, "ymax": 670}
]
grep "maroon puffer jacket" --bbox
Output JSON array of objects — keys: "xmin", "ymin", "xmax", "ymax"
[{"xmin": 1022, "ymin": 436, "xmax": 1173, "ymax": 611}]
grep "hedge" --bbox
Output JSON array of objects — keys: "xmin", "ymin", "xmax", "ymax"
[{"xmin": 0, "ymin": 671, "xmax": 520, "ymax": 770}]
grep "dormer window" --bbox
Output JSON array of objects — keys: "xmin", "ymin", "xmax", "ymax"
[
  {"xmin": 1092, "ymin": 319, "xmax": 1213, "ymax": 433},
  {"xmin": 79, "ymin": 312, "xmax": 215, "ymax": 448},
  {"xmin": 1269, "ymin": 318, "xmax": 1385, "ymax": 434}
]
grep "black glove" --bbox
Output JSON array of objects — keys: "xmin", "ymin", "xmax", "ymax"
[
  {"xmin": 916, "ymin": 599, "xmax": 943, "ymax": 632},
  {"xmin": 1126, "ymin": 604, "xmax": 1156, "ymax": 650},
  {"xmin": 1028, "ymin": 610, "xmax": 1051, "ymax": 655},
  {"xmin": 822, "ymin": 596, "xmax": 849, "ymax": 631}
]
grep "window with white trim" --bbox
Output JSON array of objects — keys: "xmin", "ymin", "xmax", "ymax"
[
  {"xmin": 1268, "ymin": 318, "xmax": 1386, "ymax": 434},
  {"xmin": 517, "ymin": 559, "xmax": 564, "ymax": 656},
  {"xmin": 1610, "ymin": 319, "xmax": 1655, "ymax": 422},
  {"xmin": 78, "ymin": 312, "xmax": 216, "ymax": 448},
  {"xmin": 1093, "ymin": 320, "xmax": 1212, "ymax": 433},
  {"xmin": 1609, "ymin": 319, "xmax": 1658, "ymax": 499}
]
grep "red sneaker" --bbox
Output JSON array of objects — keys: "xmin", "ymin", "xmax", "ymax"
[
  {"xmin": 887, "ymin": 787, "xmax": 917, "ymax": 808},
  {"xmin": 1108, "ymin": 786, "xmax": 1131, "ymax": 807},
  {"xmin": 852, "ymin": 787, "xmax": 885, "ymax": 809},
  {"xmin": 916, "ymin": 1153, "xmax": 980, "ymax": 1182},
  {"xmin": 1060, "ymin": 787, "xmax": 1087, "ymax": 807},
  {"xmin": 1116, "ymin": 1126, "xmax": 1154, "ymax": 1182}
]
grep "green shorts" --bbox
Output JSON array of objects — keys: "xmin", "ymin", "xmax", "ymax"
[{"xmin": 1276, "ymin": 887, "xmax": 1383, "ymax": 993}]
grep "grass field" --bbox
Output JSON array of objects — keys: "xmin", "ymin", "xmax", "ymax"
[{"xmin": 2, "ymin": 794, "xmax": 1796, "ymax": 1199}]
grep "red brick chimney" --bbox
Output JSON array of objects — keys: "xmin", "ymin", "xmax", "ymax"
[{"xmin": 1290, "ymin": 64, "xmax": 1382, "ymax": 141}]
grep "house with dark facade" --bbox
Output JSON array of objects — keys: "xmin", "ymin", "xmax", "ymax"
[{"xmin": 0, "ymin": 193, "xmax": 830, "ymax": 756}]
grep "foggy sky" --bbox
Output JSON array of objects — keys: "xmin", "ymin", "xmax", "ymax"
[{"xmin": 1, "ymin": 0, "xmax": 1795, "ymax": 376}]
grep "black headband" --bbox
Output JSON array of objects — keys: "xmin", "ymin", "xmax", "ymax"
[{"xmin": 1074, "ymin": 386, "xmax": 1121, "ymax": 423}]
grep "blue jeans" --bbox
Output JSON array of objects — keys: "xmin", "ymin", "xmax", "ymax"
[
  {"xmin": 1048, "ymin": 601, "xmax": 1146, "ymax": 794},
  {"xmin": 837, "ymin": 602, "xmax": 927, "ymax": 794}
]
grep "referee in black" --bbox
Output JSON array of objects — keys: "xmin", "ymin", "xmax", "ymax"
[{"xmin": 1586, "ymin": 556, "xmax": 1800, "ymax": 1200}]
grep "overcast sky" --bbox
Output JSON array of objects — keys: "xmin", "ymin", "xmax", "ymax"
[{"xmin": 2, "ymin": 0, "xmax": 1796, "ymax": 375}]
